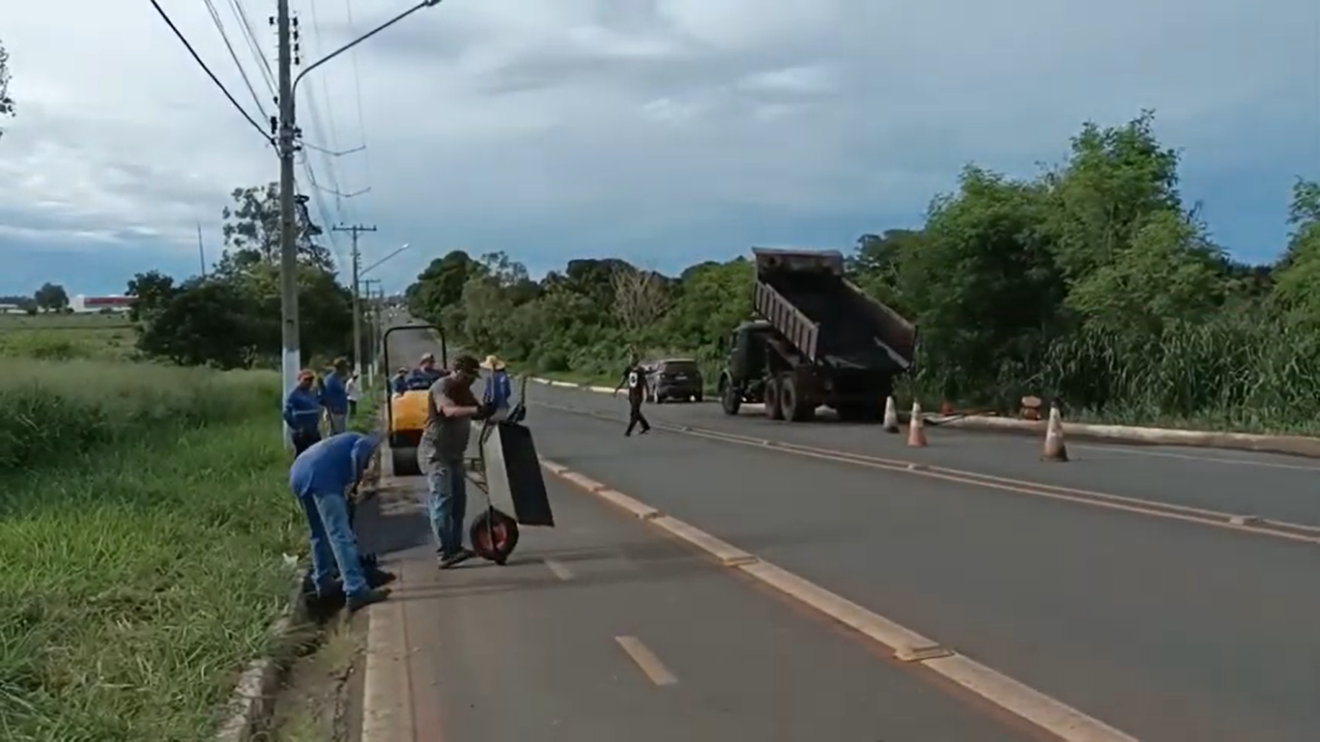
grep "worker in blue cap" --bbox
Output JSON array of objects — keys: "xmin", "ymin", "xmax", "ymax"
[{"xmin": 290, "ymin": 431, "xmax": 393, "ymax": 611}]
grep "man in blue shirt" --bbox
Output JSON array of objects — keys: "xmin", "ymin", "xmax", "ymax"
[
  {"xmin": 290, "ymin": 432, "xmax": 392, "ymax": 611},
  {"xmin": 391, "ymin": 367, "xmax": 409, "ymax": 395},
  {"xmin": 283, "ymin": 370, "xmax": 323, "ymax": 455},
  {"xmin": 322, "ymin": 358, "xmax": 351, "ymax": 434},
  {"xmin": 481, "ymin": 354, "xmax": 513, "ymax": 420},
  {"xmin": 406, "ymin": 352, "xmax": 445, "ymax": 390}
]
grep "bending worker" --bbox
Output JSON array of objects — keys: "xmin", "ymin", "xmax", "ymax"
[
  {"xmin": 289, "ymin": 431, "xmax": 393, "ymax": 611},
  {"xmin": 283, "ymin": 369, "xmax": 323, "ymax": 455},
  {"xmin": 613, "ymin": 353, "xmax": 652, "ymax": 437}
]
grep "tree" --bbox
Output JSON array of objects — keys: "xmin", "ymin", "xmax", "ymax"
[
  {"xmin": 137, "ymin": 278, "xmax": 260, "ymax": 368},
  {"xmin": 610, "ymin": 264, "xmax": 670, "ymax": 341},
  {"xmin": 33, "ymin": 283, "xmax": 69, "ymax": 312},
  {"xmin": 219, "ymin": 183, "xmax": 334, "ymax": 273},
  {"xmin": 0, "ymin": 38, "xmax": 14, "ymax": 140},
  {"xmin": 125, "ymin": 270, "xmax": 178, "ymax": 322}
]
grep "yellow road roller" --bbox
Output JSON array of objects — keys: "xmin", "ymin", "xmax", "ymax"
[{"xmin": 382, "ymin": 324, "xmax": 447, "ymax": 476}]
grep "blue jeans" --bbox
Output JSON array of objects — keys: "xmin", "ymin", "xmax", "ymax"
[
  {"xmin": 297, "ymin": 489, "xmax": 369, "ymax": 598},
  {"xmin": 426, "ymin": 462, "xmax": 467, "ymax": 557}
]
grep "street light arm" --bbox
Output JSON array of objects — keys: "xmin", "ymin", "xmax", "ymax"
[
  {"xmin": 361, "ymin": 243, "xmax": 411, "ymax": 277},
  {"xmin": 293, "ymin": 0, "xmax": 443, "ymax": 96}
]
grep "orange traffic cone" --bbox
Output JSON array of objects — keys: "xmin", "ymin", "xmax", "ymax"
[
  {"xmin": 907, "ymin": 401, "xmax": 927, "ymax": 447},
  {"xmin": 1041, "ymin": 406, "xmax": 1068, "ymax": 462},
  {"xmin": 882, "ymin": 396, "xmax": 900, "ymax": 433}
]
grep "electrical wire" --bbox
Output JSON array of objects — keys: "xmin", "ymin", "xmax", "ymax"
[
  {"xmin": 343, "ymin": 0, "xmax": 373, "ymax": 202},
  {"xmin": 148, "ymin": 0, "xmax": 273, "ymax": 144},
  {"xmin": 200, "ymin": 0, "xmax": 267, "ymax": 118},
  {"xmin": 228, "ymin": 0, "xmax": 277, "ymax": 96}
]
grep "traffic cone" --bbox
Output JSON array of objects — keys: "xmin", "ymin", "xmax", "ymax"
[
  {"xmin": 882, "ymin": 396, "xmax": 900, "ymax": 433},
  {"xmin": 1041, "ymin": 406, "xmax": 1068, "ymax": 462},
  {"xmin": 907, "ymin": 401, "xmax": 927, "ymax": 447}
]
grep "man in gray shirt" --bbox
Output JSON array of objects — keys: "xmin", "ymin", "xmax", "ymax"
[{"xmin": 419, "ymin": 354, "xmax": 489, "ymax": 568}]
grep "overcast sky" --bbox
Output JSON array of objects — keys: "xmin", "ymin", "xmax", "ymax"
[{"xmin": 0, "ymin": 0, "xmax": 1317, "ymax": 296}]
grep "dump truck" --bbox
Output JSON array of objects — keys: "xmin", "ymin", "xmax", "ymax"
[{"xmin": 716, "ymin": 247, "xmax": 917, "ymax": 422}]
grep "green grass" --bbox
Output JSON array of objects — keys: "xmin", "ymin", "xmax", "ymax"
[
  {"xmin": 0, "ymin": 359, "xmax": 303, "ymax": 741},
  {"xmin": 0, "ymin": 313, "xmax": 138, "ymax": 361}
]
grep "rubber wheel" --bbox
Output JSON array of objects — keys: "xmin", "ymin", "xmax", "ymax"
[
  {"xmin": 765, "ymin": 377, "xmax": 785, "ymax": 420},
  {"xmin": 720, "ymin": 380, "xmax": 741, "ymax": 416},
  {"xmin": 470, "ymin": 509, "xmax": 519, "ymax": 565},
  {"xmin": 391, "ymin": 447, "xmax": 420, "ymax": 477},
  {"xmin": 694, "ymin": 392, "xmax": 703, "ymax": 403},
  {"xmin": 779, "ymin": 375, "xmax": 816, "ymax": 422}
]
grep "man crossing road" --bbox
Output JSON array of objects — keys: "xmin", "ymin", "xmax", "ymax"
[{"xmin": 613, "ymin": 354, "xmax": 651, "ymax": 437}]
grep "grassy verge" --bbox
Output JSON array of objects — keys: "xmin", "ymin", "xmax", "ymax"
[
  {"xmin": 0, "ymin": 313, "xmax": 138, "ymax": 361},
  {"xmin": 0, "ymin": 359, "xmax": 302, "ymax": 741}
]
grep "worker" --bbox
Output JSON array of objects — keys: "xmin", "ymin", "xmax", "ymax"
[
  {"xmin": 613, "ymin": 353, "xmax": 652, "ymax": 436},
  {"xmin": 481, "ymin": 354, "xmax": 512, "ymax": 420},
  {"xmin": 420, "ymin": 354, "xmax": 490, "ymax": 569},
  {"xmin": 284, "ymin": 369, "xmax": 324, "ymax": 455},
  {"xmin": 322, "ymin": 358, "xmax": 351, "ymax": 433},
  {"xmin": 391, "ymin": 367, "xmax": 409, "ymax": 395},
  {"xmin": 289, "ymin": 431, "xmax": 392, "ymax": 611},
  {"xmin": 407, "ymin": 352, "xmax": 445, "ymax": 389},
  {"xmin": 346, "ymin": 372, "xmax": 361, "ymax": 420}
]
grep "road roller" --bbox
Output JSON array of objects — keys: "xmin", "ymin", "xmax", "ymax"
[{"xmin": 382, "ymin": 324, "xmax": 447, "ymax": 476}]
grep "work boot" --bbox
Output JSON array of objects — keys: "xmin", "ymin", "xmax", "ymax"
[
  {"xmin": 367, "ymin": 567, "xmax": 396, "ymax": 589},
  {"xmin": 346, "ymin": 587, "xmax": 391, "ymax": 612},
  {"xmin": 438, "ymin": 548, "xmax": 476, "ymax": 569}
]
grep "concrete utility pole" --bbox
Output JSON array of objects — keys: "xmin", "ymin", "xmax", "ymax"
[
  {"xmin": 362, "ymin": 277, "xmax": 383, "ymax": 385},
  {"xmin": 275, "ymin": 0, "xmax": 300, "ymax": 447},
  {"xmin": 333, "ymin": 223, "xmax": 377, "ymax": 377}
]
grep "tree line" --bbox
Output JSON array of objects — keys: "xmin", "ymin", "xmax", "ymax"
[
  {"xmin": 405, "ymin": 110, "xmax": 1320, "ymax": 433},
  {"xmin": 126, "ymin": 184, "xmax": 354, "ymax": 369},
  {"xmin": 1, "ymin": 283, "xmax": 70, "ymax": 313}
]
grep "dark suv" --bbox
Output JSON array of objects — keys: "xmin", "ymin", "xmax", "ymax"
[{"xmin": 646, "ymin": 358, "xmax": 704, "ymax": 403}]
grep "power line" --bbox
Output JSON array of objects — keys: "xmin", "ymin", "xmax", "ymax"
[
  {"xmin": 227, "ymin": 0, "xmax": 276, "ymax": 96},
  {"xmin": 200, "ymin": 0, "xmax": 267, "ymax": 118},
  {"xmin": 343, "ymin": 0, "xmax": 373, "ymax": 200},
  {"xmin": 147, "ymin": 0, "xmax": 272, "ymax": 144}
]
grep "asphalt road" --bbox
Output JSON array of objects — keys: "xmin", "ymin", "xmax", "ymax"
[
  {"xmin": 379, "ymin": 320, "xmax": 1320, "ymax": 740},
  {"xmin": 354, "ymin": 472, "xmax": 1040, "ymax": 742},
  {"xmin": 526, "ymin": 380, "xmax": 1320, "ymax": 528}
]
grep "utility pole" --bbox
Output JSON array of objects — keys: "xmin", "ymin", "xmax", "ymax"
[
  {"xmin": 363, "ymin": 277, "xmax": 383, "ymax": 385},
  {"xmin": 333, "ymin": 223, "xmax": 377, "ymax": 377},
  {"xmin": 196, "ymin": 222, "xmax": 207, "ymax": 278},
  {"xmin": 275, "ymin": 0, "xmax": 300, "ymax": 447}
]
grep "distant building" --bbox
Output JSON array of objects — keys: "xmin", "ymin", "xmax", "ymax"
[
  {"xmin": 0, "ymin": 303, "xmax": 23, "ymax": 314},
  {"xmin": 69, "ymin": 295, "xmax": 133, "ymax": 313}
]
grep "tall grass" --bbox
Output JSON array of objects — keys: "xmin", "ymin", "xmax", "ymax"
[
  {"xmin": 0, "ymin": 359, "xmax": 277, "ymax": 471},
  {"xmin": 0, "ymin": 359, "xmax": 302, "ymax": 741}
]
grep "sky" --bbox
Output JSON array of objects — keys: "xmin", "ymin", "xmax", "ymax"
[{"xmin": 0, "ymin": 0, "xmax": 1318, "ymax": 297}]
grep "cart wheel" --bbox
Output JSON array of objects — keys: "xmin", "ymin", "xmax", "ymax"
[{"xmin": 470, "ymin": 509, "xmax": 519, "ymax": 564}]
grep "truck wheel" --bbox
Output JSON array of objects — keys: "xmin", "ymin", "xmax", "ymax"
[
  {"xmin": 694, "ymin": 391, "xmax": 704, "ymax": 403},
  {"xmin": 765, "ymin": 377, "xmax": 785, "ymax": 420},
  {"xmin": 720, "ymin": 380, "xmax": 741, "ymax": 415},
  {"xmin": 779, "ymin": 375, "xmax": 815, "ymax": 422}
]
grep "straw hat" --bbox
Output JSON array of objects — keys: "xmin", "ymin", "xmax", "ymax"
[{"xmin": 480, "ymin": 354, "xmax": 506, "ymax": 370}]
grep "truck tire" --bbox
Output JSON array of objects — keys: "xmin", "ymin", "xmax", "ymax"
[
  {"xmin": 779, "ymin": 374, "xmax": 815, "ymax": 422},
  {"xmin": 765, "ymin": 377, "xmax": 785, "ymax": 420},
  {"xmin": 720, "ymin": 379, "xmax": 741, "ymax": 415}
]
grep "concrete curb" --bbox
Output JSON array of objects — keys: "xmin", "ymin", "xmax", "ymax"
[
  {"xmin": 211, "ymin": 570, "xmax": 311, "ymax": 742},
  {"xmin": 932, "ymin": 415, "xmax": 1320, "ymax": 458},
  {"xmin": 536, "ymin": 455, "xmax": 1137, "ymax": 742},
  {"xmin": 526, "ymin": 375, "xmax": 1320, "ymax": 458}
]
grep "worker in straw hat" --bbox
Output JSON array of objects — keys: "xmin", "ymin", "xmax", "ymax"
[{"xmin": 480, "ymin": 354, "xmax": 512, "ymax": 420}]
